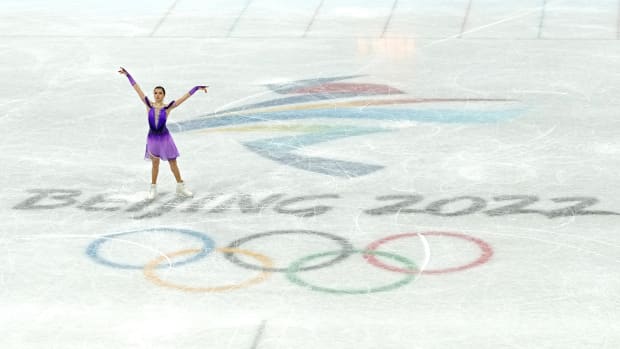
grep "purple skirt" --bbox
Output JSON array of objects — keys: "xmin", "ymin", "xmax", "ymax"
[{"xmin": 144, "ymin": 130, "xmax": 179, "ymax": 161}]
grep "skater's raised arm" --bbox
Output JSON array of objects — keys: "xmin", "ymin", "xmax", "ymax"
[
  {"xmin": 167, "ymin": 85, "xmax": 208, "ymax": 111},
  {"xmin": 118, "ymin": 67, "xmax": 148, "ymax": 107}
]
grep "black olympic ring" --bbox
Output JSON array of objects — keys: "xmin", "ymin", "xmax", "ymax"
[{"xmin": 224, "ymin": 230, "xmax": 354, "ymax": 272}]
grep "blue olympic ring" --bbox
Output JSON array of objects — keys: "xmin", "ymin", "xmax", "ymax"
[{"xmin": 86, "ymin": 227, "xmax": 215, "ymax": 270}]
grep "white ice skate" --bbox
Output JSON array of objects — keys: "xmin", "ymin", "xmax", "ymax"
[
  {"xmin": 147, "ymin": 184, "xmax": 157, "ymax": 200},
  {"xmin": 176, "ymin": 182, "xmax": 193, "ymax": 197}
]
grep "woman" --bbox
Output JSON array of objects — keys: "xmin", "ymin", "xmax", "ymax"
[{"xmin": 118, "ymin": 67, "xmax": 207, "ymax": 200}]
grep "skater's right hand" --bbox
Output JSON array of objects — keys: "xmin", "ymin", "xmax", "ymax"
[{"xmin": 119, "ymin": 67, "xmax": 137, "ymax": 87}]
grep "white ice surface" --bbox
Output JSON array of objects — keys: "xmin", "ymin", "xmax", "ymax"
[{"xmin": 1, "ymin": 1, "xmax": 620, "ymax": 348}]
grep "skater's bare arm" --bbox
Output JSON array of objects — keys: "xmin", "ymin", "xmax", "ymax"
[
  {"xmin": 168, "ymin": 85, "xmax": 208, "ymax": 110},
  {"xmin": 118, "ymin": 67, "xmax": 148, "ymax": 106}
]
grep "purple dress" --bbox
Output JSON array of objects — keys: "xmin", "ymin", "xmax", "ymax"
[{"xmin": 144, "ymin": 97, "xmax": 179, "ymax": 161}]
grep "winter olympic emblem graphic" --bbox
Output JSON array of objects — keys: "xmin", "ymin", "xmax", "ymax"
[
  {"xmin": 86, "ymin": 76, "xmax": 517, "ymax": 293},
  {"xmin": 168, "ymin": 75, "xmax": 525, "ymax": 178},
  {"xmin": 86, "ymin": 228, "xmax": 494, "ymax": 294}
]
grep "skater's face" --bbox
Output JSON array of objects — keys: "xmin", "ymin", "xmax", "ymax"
[{"xmin": 153, "ymin": 87, "xmax": 165, "ymax": 102}]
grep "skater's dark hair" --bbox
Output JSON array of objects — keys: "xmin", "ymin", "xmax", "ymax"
[{"xmin": 154, "ymin": 86, "xmax": 166, "ymax": 95}]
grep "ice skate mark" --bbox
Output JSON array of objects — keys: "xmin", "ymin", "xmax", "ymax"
[
  {"xmin": 424, "ymin": 2, "xmax": 554, "ymax": 46},
  {"xmin": 459, "ymin": 0, "xmax": 474, "ymax": 38},
  {"xmin": 250, "ymin": 320, "xmax": 267, "ymax": 349},
  {"xmin": 538, "ymin": 0, "xmax": 548, "ymax": 39},
  {"xmin": 617, "ymin": 0, "xmax": 620, "ymax": 39},
  {"xmin": 227, "ymin": 0, "xmax": 254, "ymax": 37},
  {"xmin": 390, "ymin": 204, "xmax": 430, "ymax": 279},
  {"xmin": 417, "ymin": 233, "xmax": 431, "ymax": 276},
  {"xmin": 381, "ymin": 0, "xmax": 399, "ymax": 38},
  {"xmin": 150, "ymin": 0, "xmax": 180, "ymax": 37},
  {"xmin": 304, "ymin": 0, "xmax": 325, "ymax": 37}
]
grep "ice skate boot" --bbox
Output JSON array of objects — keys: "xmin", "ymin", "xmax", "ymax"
[
  {"xmin": 176, "ymin": 182, "xmax": 193, "ymax": 197},
  {"xmin": 147, "ymin": 184, "xmax": 157, "ymax": 200}
]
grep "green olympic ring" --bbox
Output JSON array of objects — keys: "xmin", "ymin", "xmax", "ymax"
[{"xmin": 285, "ymin": 249, "xmax": 417, "ymax": 294}]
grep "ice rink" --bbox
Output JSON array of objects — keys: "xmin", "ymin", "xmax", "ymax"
[{"xmin": 2, "ymin": 1, "xmax": 620, "ymax": 348}]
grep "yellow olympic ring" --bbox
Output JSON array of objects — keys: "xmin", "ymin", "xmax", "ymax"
[{"xmin": 143, "ymin": 247, "xmax": 273, "ymax": 292}]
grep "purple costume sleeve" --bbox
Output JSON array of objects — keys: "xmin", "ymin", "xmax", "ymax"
[
  {"xmin": 127, "ymin": 74, "xmax": 136, "ymax": 86},
  {"xmin": 189, "ymin": 86, "xmax": 206, "ymax": 95},
  {"xmin": 122, "ymin": 67, "xmax": 136, "ymax": 86}
]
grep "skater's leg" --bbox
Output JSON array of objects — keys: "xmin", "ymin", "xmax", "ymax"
[
  {"xmin": 169, "ymin": 159, "xmax": 193, "ymax": 197},
  {"xmin": 168, "ymin": 159, "xmax": 183, "ymax": 183},
  {"xmin": 151, "ymin": 156, "xmax": 160, "ymax": 184},
  {"xmin": 148, "ymin": 156, "xmax": 161, "ymax": 200}
]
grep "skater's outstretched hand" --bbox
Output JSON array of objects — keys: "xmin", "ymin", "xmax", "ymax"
[
  {"xmin": 167, "ymin": 85, "xmax": 209, "ymax": 111},
  {"xmin": 118, "ymin": 67, "xmax": 146, "ymax": 105},
  {"xmin": 190, "ymin": 85, "xmax": 209, "ymax": 94}
]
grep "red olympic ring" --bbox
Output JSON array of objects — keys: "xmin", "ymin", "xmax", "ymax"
[{"xmin": 364, "ymin": 231, "xmax": 493, "ymax": 275}]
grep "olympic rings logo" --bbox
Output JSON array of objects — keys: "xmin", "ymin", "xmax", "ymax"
[{"xmin": 86, "ymin": 228, "xmax": 493, "ymax": 294}]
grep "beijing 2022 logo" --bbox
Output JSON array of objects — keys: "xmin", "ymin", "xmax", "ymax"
[{"xmin": 169, "ymin": 75, "xmax": 524, "ymax": 178}]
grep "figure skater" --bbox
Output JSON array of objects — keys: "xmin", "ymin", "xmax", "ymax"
[{"xmin": 118, "ymin": 67, "xmax": 207, "ymax": 200}]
